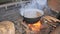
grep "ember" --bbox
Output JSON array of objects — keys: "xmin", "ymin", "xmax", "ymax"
[{"xmin": 28, "ymin": 21, "xmax": 42, "ymax": 32}]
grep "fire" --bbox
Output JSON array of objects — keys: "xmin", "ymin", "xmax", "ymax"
[{"xmin": 28, "ymin": 21, "xmax": 42, "ymax": 32}]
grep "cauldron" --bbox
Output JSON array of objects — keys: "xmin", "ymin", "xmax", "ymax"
[
  {"xmin": 20, "ymin": 9, "xmax": 44, "ymax": 24},
  {"xmin": 23, "ymin": 15, "xmax": 43, "ymax": 24}
]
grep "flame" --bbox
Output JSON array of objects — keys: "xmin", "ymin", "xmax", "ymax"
[{"xmin": 28, "ymin": 21, "xmax": 42, "ymax": 31}]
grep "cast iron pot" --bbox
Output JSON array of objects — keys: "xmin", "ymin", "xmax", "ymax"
[{"xmin": 23, "ymin": 16, "xmax": 43, "ymax": 24}]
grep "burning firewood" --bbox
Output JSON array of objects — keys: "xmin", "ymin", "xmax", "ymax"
[
  {"xmin": 28, "ymin": 21, "xmax": 42, "ymax": 34},
  {"xmin": 28, "ymin": 21, "xmax": 42, "ymax": 31}
]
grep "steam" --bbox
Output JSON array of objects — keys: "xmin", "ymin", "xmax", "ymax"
[
  {"xmin": 21, "ymin": 0, "xmax": 47, "ymax": 9},
  {"xmin": 20, "ymin": 0, "xmax": 51, "ymax": 17}
]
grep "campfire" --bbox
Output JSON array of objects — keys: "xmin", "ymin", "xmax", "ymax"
[
  {"xmin": 28, "ymin": 21, "xmax": 42, "ymax": 34},
  {"xmin": 19, "ymin": 0, "xmax": 60, "ymax": 34}
]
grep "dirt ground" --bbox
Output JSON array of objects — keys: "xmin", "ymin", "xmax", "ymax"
[{"xmin": 48, "ymin": 0, "xmax": 60, "ymax": 11}]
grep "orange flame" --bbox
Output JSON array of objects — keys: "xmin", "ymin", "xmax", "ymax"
[{"xmin": 28, "ymin": 21, "xmax": 42, "ymax": 31}]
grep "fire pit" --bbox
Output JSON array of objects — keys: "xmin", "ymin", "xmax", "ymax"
[{"xmin": 28, "ymin": 21, "xmax": 42, "ymax": 34}]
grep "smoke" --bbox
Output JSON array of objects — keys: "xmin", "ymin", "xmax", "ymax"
[
  {"xmin": 21, "ymin": 0, "xmax": 47, "ymax": 9},
  {"xmin": 20, "ymin": 0, "xmax": 52, "ymax": 16}
]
